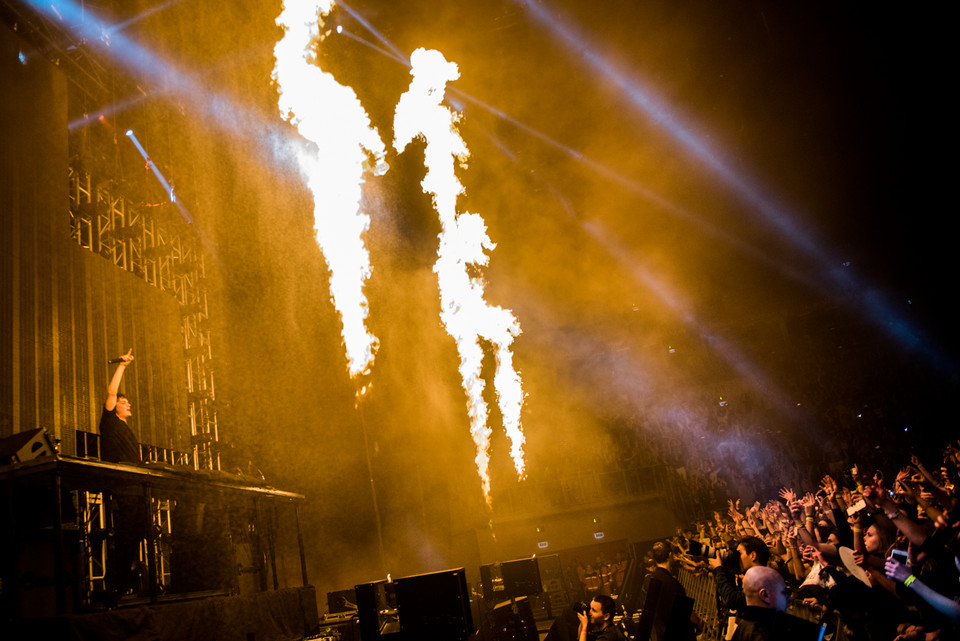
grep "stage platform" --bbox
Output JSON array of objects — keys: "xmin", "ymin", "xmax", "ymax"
[{"xmin": 9, "ymin": 586, "xmax": 319, "ymax": 641}]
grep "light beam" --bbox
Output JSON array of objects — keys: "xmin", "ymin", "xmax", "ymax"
[
  {"xmin": 513, "ymin": 0, "xmax": 947, "ymax": 371},
  {"xmin": 125, "ymin": 129, "xmax": 193, "ymax": 224}
]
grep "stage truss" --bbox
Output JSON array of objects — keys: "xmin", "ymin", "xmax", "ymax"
[{"xmin": 68, "ymin": 168, "xmax": 220, "ymax": 471}]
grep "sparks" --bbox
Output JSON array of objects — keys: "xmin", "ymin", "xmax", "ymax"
[
  {"xmin": 273, "ymin": 0, "xmax": 387, "ymax": 394},
  {"xmin": 394, "ymin": 48, "xmax": 525, "ymax": 505}
]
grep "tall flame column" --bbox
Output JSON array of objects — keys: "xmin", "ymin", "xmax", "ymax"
[
  {"xmin": 273, "ymin": 0, "xmax": 387, "ymax": 396},
  {"xmin": 394, "ymin": 48, "xmax": 526, "ymax": 506}
]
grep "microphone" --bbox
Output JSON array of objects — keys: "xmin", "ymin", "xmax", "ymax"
[{"xmin": 108, "ymin": 358, "xmax": 126, "ymax": 364}]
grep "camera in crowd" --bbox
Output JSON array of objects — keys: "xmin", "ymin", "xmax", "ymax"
[
  {"xmin": 572, "ymin": 601, "xmax": 589, "ymax": 615},
  {"xmin": 685, "ymin": 539, "xmax": 734, "ymax": 561}
]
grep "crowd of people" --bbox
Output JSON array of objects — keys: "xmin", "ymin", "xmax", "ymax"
[{"xmin": 644, "ymin": 440, "xmax": 960, "ymax": 640}]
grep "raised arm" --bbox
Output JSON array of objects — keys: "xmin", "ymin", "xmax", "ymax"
[
  {"xmin": 865, "ymin": 482, "xmax": 928, "ymax": 547},
  {"xmin": 885, "ymin": 556, "xmax": 960, "ymax": 623},
  {"xmin": 105, "ymin": 348, "xmax": 134, "ymax": 410}
]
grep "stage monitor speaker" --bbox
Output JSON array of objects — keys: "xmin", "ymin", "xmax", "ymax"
[
  {"xmin": 0, "ymin": 428, "xmax": 56, "ymax": 466},
  {"xmin": 480, "ymin": 556, "xmax": 542, "ymax": 602},
  {"xmin": 536, "ymin": 554, "xmax": 562, "ymax": 592},
  {"xmin": 395, "ymin": 568, "xmax": 473, "ymax": 641},
  {"xmin": 356, "ymin": 569, "xmax": 473, "ymax": 641},
  {"xmin": 354, "ymin": 579, "xmax": 396, "ymax": 640}
]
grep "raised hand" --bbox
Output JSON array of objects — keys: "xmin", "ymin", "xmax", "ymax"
[
  {"xmin": 820, "ymin": 475, "xmax": 837, "ymax": 498},
  {"xmin": 884, "ymin": 556, "xmax": 912, "ymax": 583},
  {"xmin": 840, "ymin": 486, "xmax": 853, "ymax": 505},
  {"xmin": 862, "ymin": 484, "xmax": 885, "ymax": 503},
  {"xmin": 895, "ymin": 467, "xmax": 912, "ymax": 487}
]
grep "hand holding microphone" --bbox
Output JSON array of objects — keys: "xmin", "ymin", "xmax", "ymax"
[{"xmin": 108, "ymin": 348, "xmax": 134, "ymax": 365}]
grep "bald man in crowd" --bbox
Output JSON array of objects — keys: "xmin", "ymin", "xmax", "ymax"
[
  {"xmin": 712, "ymin": 535, "xmax": 770, "ymax": 613},
  {"xmin": 730, "ymin": 566, "xmax": 788, "ymax": 641}
]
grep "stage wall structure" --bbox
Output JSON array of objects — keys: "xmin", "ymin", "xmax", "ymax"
[{"xmin": 1, "ymin": 23, "xmax": 212, "ymax": 465}]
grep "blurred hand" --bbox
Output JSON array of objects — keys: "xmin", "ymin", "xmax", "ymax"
[
  {"xmin": 862, "ymin": 484, "xmax": 885, "ymax": 503},
  {"xmin": 840, "ymin": 486, "xmax": 854, "ymax": 505},
  {"xmin": 821, "ymin": 475, "xmax": 837, "ymax": 497},
  {"xmin": 895, "ymin": 467, "xmax": 913, "ymax": 494},
  {"xmin": 892, "ymin": 623, "xmax": 924, "ymax": 641},
  {"xmin": 848, "ymin": 512, "xmax": 862, "ymax": 529}
]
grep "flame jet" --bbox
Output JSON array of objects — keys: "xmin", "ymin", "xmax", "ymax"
[
  {"xmin": 274, "ymin": 0, "xmax": 387, "ymax": 393},
  {"xmin": 394, "ymin": 48, "xmax": 525, "ymax": 505}
]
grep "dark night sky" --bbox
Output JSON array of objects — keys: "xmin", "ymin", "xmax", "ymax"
[{"xmin": 11, "ymin": 0, "xmax": 955, "ymax": 590}]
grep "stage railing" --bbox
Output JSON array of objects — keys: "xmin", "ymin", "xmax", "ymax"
[
  {"xmin": 677, "ymin": 567, "xmax": 721, "ymax": 640},
  {"xmin": 1, "ymin": 455, "xmax": 307, "ymax": 620},
  {"xmin": 676, "ymin": 567, "xmax": 848, "ymax": 641}
]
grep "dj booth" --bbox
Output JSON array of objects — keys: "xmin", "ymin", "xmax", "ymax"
[{"xmin": 0, "ymin": 446, "xmax": 318, "ymax": 640}]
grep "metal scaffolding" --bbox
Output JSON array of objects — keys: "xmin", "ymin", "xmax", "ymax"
[{"xmin": 69, "ymin": 167, "xmax": 220, "ymax": 471}]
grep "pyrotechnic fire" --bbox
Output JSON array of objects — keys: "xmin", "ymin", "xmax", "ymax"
[
  {"xmin": 273, "ymin": 0, "xmax": 387, "ymax": 394},
  {"xmin": 394, "ymin": 48, "xmax": 526, "ymax": 504}
]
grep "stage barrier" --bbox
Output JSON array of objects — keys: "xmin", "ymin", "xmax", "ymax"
[{"xmin": 676, "ymin": 567, "xmax": 849, "ymax": 641}]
